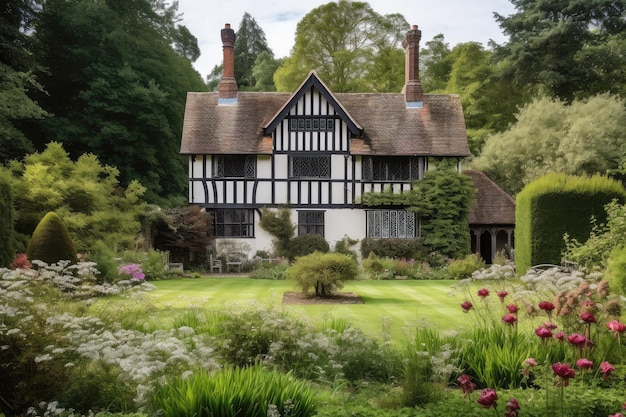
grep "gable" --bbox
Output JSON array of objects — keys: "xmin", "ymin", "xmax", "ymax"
[{"xmin": 263, "ymin": 71, "xmax": 362, "ymax": 136}]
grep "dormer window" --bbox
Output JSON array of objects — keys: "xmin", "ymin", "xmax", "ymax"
[{"xmin": 213, "ymin": 155, "xmax": 256, "ymax": 178}]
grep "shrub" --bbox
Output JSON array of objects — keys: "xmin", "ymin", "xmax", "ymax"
[
  {"xmin": 287, "ymin": 252, "xmax": 357, "ymax": 296},
  {"xmin": 259, "ymin": 207, "xmax": 295, "ymax": 257},
  {"xmin": 286, "ymin": 234, "xmax": 329, "ymax": 260},
  {"xmin": 150, "ymin": 365, "xmax": 317, "ymax": 417},
  {"xmin": 446, "ymin": 253, "xmax": 485, "ymax": 280},
  {"xmin": 606, "ymin": 246, "xmax": 626, "ymax": 295},
  {"xmin": 360, "ymin": 237, "xmax": 424, "ymax": 260},
  {"xmin": 26, "ymin": 211, "xmax": 77, "ymax": 264},
  {"xmin": 88, "ymin": 240, "xmax": 119, "ymax": 283},
  {"xmin": 250, "ymin": 263, "xmax": 289, "ymax": 280},
  {"xmin": 0, "ymin": 173, "xmax": 14, "ymax": 267},
  {"xmin": 141, "ymin": 249, "xmax": 169, "ymax": 280}
]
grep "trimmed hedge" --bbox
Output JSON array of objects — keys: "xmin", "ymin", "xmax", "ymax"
[
  {"xmin": 515, "ymin": 173, "xmax": 626, "ymax": 275},
  {"xmin": 26, "ymin": 211, "xmax": 78, "ymax": 264},
  {"xmin": 360, "ymin": 237, "xmax": 424, "ymax": 260}
]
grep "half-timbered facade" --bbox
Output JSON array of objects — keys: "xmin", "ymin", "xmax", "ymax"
[{"xmin": 180, "ymin": 23, "xmax": 471, "ymax": 257}]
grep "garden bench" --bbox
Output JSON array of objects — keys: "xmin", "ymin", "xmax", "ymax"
[{"xmin": 226, "ymin": 252, "xmax": 245, "ymax": 273}]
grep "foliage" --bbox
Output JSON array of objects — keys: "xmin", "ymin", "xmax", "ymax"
[
  {"xmin": 333, "ymin": 235, "xmax": 358, "ymax": 259},
  {"xmin": 26, "ymin": 211, "xmax": 77, "ymax": 264},
  {"xmin": 0, "ymin": 172, "xmax": 15, "ymax": 266},
  {"xmin": 259, "ymin": 207, "xmax": 295, "ymax": 256},
  {"xmin": 287, "ymin": 252, "xmax": 358, "ymax": 296},
  {"xmin": 274, "ymin": 1, "xmax": 408, "ymax": 92},
  {"xmin": 3, "ymin": 142, "xmax": 147, "ymax": 252},
  {"xmin": 606, "ymin": 246, "xmax": 626, "ymax": 296},
  {"xmin": 360, "ymin": 237, "xmax": 423, "ymax": 260},
  {"xmin": 249, "ymin": 262, "xmax": 289, "ymax": 280},
  {"xmin": 286, "ymin": 234, "xmax": 330, "ymax": 260},
  {"xmin": 151, "ymin": 365, "xmax": 317, "ymax": 417},
  {"xmin": 88, "ymin": 240, "xmax": 119, "ymax": 282},
  {"xmin": 446, "ymin": 254, "xmax": 486, "ymax": 280},
  {"xmin": 564, "ymin": 201, "xmax": 626, "ymax": 270},
  {"xmin": 493, "ymin": 0, "xmax": 626, "ymax": 102},
  {"xmin": 32, "ymin": 0, "xmax": 206, "ymax": 203},
  {"xmin": 251, "ymin": 51, "xmax": 282, "ymax": 91},
  {"xmin": 515, "ymin": 173, "xmax": 626, "ymax": 275},
  {"xmin": 472, "ymin": 94, "xmax": 626, "ymax": 195},
  {"xmin": 234, "ymin": 12, "xmax": 274, "ymax": 90}
]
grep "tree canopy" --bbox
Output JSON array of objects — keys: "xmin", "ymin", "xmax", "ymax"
[
  {"xmin": 273, "ymin": 0, "xmax": 408, "ymax": 92},
  {"xmin": 472, "ymin": 94, "xmax": 626, "ymax": 196}
]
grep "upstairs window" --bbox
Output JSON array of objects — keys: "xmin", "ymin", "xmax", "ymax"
[
  {"xmin": 214, "ymin": 209, "xmax": 254, "ymax": 238},
  {"xmin": 362, "ymin": 157, "xmax": 420, "ymax": 181},
  {"xmin": 289, "ymin": 117, "xmax": 335, "ymax": 132},
  {"xmin": 290, "ymin": 155, "xmax": 330, "ymax": 178},
  {"xmin": 366, "ymin": 210, "xmax": 416, "ymax": 238},
  {"xmin": 213, "ymin": 155, "xmax": 256, "ymax": 178},
  {"xmin": 298, "ymin": 210, "xmax": 325, "ymax": 236}
]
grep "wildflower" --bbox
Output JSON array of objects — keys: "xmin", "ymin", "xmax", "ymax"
[
  {"xmin": 497, "ymin": 291, "xmax": 508, "ymax": 302},
  {"xmin": 477, "ymin": 388, "xmax": 498, "ymax": 409},
  {"xmin": 538, "ymin": 301, "xmax": 555, "ymax": 314},
  {"xmin": 458, "ymin": 373, "xmax": 476, "ymax": 398},
  {"xmin": 502, "ymin": 314, "xmax": 517, "ymax": 325},
  {"xmin": 607, "ymin": 320, "xmax": 626, "ymax": 336},
  {"xmin": 535, "ymin": 326, "xmax": 553, "ymax": 339},
  {"xmin": 552, "ymin": 362, "xmax": 575, "ymax": 386},
  {"xmin": 543, "ymin": 321, "xmax": 558, "ymax": 330},
  {"xmin": 461, "ymin": 301, "xmax": 473, "ymax": 312},
  {"xmin": 504, "ymin": 398, "xmax": 521, "ymax": 417},
  {"xmin": 555, "ymin": 332, "xmax": 565, "ymax": 342},
  {"xmin": 118, "ymin": 264, "xmax": 145, "ymax": 282},
  {"xmin": 580, "ymin": 312, "xmax": 596, "ymax": 323},
  {"xmin": 507, "ymin": 304, "xmax": 518, "ymax": 314},
  {"xmin": 522, "ymin": 357, "xmax": 537, "ymax": 377},
  {"xmin": 601, "ymin": 361, "xmax": 615, "ymax": 381},
  {"xmin": 567, "ymin": 333, "xmax": 587, "ymax": 347},
  {"xmin": 477, "ymin": 288, "xmax": 490, "ymax": 298},
  {"xmin": 576, "ymin": 358, "xmax": 593, "ymax": 370}
]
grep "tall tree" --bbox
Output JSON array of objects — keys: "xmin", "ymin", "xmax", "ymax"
[
  {"xmin": 32, "ymin": 0, "xmax": 206, "ymax": 204},
  {"xmin": 493, "ymin": 0, "xmax": 626, "ymax": 102},
  {"xmin": 234, "ymin": 12, "xmax": 273, "ymax": 89},
  {"xmin": 0, "ymin": 0, "xmax": 48, "ymax": 161},
  {"xmin": 274, "ymin": 0, "xmax": 408, "ymax": 92}
]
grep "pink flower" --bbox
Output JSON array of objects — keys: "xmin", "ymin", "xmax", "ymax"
[
  {"xmin": 555, "ymin": 332, "xmax": 566, "ymax": 342},
  {"xmin": 461, "ymin": 301, "xmax": 473, "ymax": 312},
  {"xmin": 552, "ymin": 362, "xmax": 575, "ymax": 386},
  {"xmin": 576, "ymin": 358, "xmax": 593, "ymax": 370},
  {"xmin": 580, "ymin": 312, "xmax": 597, "ymax": 323},
  {"xmin": 497, "ymin": 291, "xmax": 508, "ymax": 302},
  {"xmin": 507, "ymin": 304, "xmax": 518, "ymax": 314},
  {"xmin": 535, "ymin": 326, "xmax": 553, "ymax": 339},
  {"xmin": 477, "ymin": 388, "xmax": 498, "ymax": 409},
  {"xmin": 601, "ymin": 361, "xmax": 615, "ymax": 380},
  {"xmin": 607, "ymin": 320, "xmax": 626, "ymax": 335},
  {"xmin": 477, "ymin": 288, "xmax": 490, "ymax": 298},
  {"xmin": 543, "ymin": 321, "xmax": 558, "ymax": 330},
  {"xmin": 505, "ymin": 398, "xmax": 521, "ymax": 417},
  {"xmin": 567, "ymin": 333, "xmax": 587, "ymax": 347},
  {"xmin": 538, "ymin": 301, "xmax": 555, "ymax": 312},
  {"xmin": 458, "ymin": 374, "xmax": 476, "ymax": 397},
  {"xmin": 609, "ymin": 414, "xmax": 624, "ymax": 417},
  {"xmin": 522, "ymin": 358, "xmax": 537, "ymax": 376},
  {"xmin": 502, "ymin": 314, "xmax": 517, "ymax": 325}
]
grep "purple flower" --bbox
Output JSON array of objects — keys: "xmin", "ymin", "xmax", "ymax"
[{"xmin": 477, "ymin": 388, "xmax": 498, "ymax": 409}]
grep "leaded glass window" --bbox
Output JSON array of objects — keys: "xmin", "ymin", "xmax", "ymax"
[
  {"xmin": 362, "ymin": 157, "xmax": 420, "ymax": 181},
  {"xmin": 213, "ymin": 155, "xmax": 256, "ymax": 178},
  {"xmin": 214, "ymin": 209, "xmax": 254, "ymax": 238},
  {"xmin": 298, "ymin": 211, "xmax": 325, "ymax": 236},
  {"xmin": 366, "ymin": 210, "xmax": 416, "ymax": 238},
  {"xmin": 290, "ymin": 155, "xmax": 330, "ymax": 178}
]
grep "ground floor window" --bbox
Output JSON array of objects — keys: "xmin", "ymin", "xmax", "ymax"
[
  {"xmin": 298, "ymin": 210, "xmax": 325, "ymax": 236},
  {"xmin": 214, "ymin": 209, "xmax": 254, "ymax": 238},
  {"xmin": 366, "ymin": 210, "xmax": 416, "ymax": 238}
]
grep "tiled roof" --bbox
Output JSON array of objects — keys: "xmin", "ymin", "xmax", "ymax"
[
  {"xmin": 180, "ymin": 90, "xmax": 470, "ymax": 157},
  {"xmin": 464, "ymin": 169, "xmax": 516, "ymax": 226}
]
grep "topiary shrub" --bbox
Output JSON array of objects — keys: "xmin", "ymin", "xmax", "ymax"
[
  {"xmin": 26, "ymin": 211, "xmax": 77, "ymax": 264},
  {"xmin": 287, "ymin": 252, "xmax": 357, "ymax": 296},
  {"xmin": 286, "ymin": 234, "xmax": 329, "ymax": 260}
]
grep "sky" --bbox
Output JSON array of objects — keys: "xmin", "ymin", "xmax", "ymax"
[{"xmin": 176, "ymin": 0, "xmax": 518, "ymax": 80}]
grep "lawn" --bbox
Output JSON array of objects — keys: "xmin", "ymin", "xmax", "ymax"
[{"xmin": 148, "ymin": 277, "xmax": 465, "ymax": 340}]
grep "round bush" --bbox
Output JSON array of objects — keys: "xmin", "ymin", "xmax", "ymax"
[
  {"xmin": 287, "ymin": 251, "xmax": 357, "ymax": 296},
  {"xmin": 286, "ymin": 234, "xmax": 329, "ymax": 260},
  {"xmin": 26, "ymin": 211, "xmax": 77, "ymax": 264}
]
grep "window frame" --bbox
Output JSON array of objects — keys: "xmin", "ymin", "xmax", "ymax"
[
  {"xmin": 289, "ymin": 154, "xmax": 331, "ymax": 179},
  {"xmin": 214, "ymin": 209, "xmax": 255, "ymax": 238},
  {"xmin": 297, "ymin": 210, "xmax": 325, "ymax": 237},
  {"xmin": 366, "ymin": 209, "xmax": 416, "ymax": 239},
  {"xmin": 362, "ymin": 156, "xmax": 420, "ymax": 182},
  {"xmin": 213, "ymin": 155, "xmax": 256, "ymax": 178}
]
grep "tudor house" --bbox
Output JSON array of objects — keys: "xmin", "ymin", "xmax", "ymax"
[{"xmin": 181, "ymin": 23, "xmax": 482, "ymax": 259}]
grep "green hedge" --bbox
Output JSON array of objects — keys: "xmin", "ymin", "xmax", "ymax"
[
  {"xmin": 360, "ymin": 237, "xmax": 424, "ymax": 260},
  {"xmin": 515, "ymin": 173, "xmax": 626, "ymax": 275}
]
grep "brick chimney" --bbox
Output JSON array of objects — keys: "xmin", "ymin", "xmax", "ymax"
[
  {"xmin": 218, "ymin": 23, "xmax": 237, "ymax": 100},
  {"xmin": 402, "ymin": 25, "xmax": 424, "ymax": 106}
]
